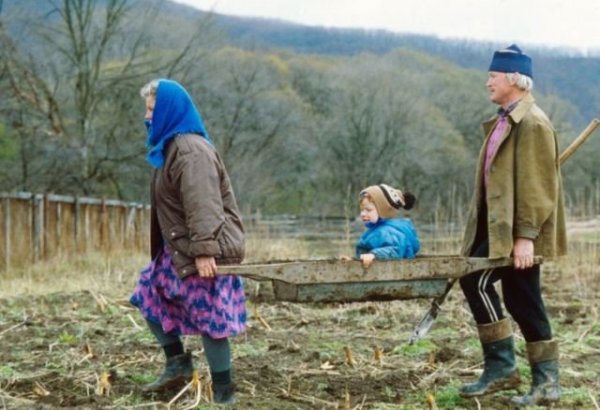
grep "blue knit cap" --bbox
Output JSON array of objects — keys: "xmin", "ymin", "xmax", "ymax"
[{"xmin": 488, "ymin": 44, "xmax": 533, "ymax": 78}]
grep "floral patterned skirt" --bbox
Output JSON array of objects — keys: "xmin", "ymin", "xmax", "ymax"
[{"xmin": 130, "ymin": 246, "xmax": 247, "ymax": 339}]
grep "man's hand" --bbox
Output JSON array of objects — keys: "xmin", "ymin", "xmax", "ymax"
[
  {"xmin": 513, "ymin": 238, "xmax": 534, "ymax": 270},
  {"xmin": 360, "ymin": 253, "xmax": 376, "ymax": 268},
  {"xmin": 195, "ymin": 256, "xmax": 217, "ymax": 277}
]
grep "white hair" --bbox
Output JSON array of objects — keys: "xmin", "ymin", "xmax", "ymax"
[
  {"xmin": 140, "ymin": 79, "xmax": 160, "ymax": 98},
  {"xmin": 506, "ymin": 73, "xmax": 534, "ymax": 92}
]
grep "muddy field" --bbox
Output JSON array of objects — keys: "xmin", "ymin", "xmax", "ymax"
[{"xmin": 0, "ymin": 255, "xmax": 598, "ymax": 409}]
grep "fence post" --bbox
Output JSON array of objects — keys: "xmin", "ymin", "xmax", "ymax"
[
  {"xmin": 100, "ymin": 196, "xmax": 108, "ymax": 252},
  {"xmin": 84, "ymin": 202, "xmax": 90, "ymax": 252},
  {"xmin": 56, "ymin": 200, "xmax": 62, "ymax": 256},
  {"xmin": 74, "ymin": 196, "xmax": 80, "ymax": 251},
  {"xmin": 31, "ymin": 194, "xmax": 43, "ymax": 263},
  {"xmin": 3, "ymin": 197, "xmax": 11, "ymax": 270},
  {"xmin": 43, "ymin": 193, "xmax": 50, "ymax": 260},
  {"xmin": 125, "ymin": 205, "xmax": 135, "ymax": 244}
]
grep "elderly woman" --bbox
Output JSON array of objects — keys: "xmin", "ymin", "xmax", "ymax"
[{"xmin": 130, "ymin": 79, "xmax": 246, "ymax": 405}]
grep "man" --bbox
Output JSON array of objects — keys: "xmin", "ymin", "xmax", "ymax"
[{"xmin": 459, "ymin": 44, "xmax": 567, "ymax": 407}]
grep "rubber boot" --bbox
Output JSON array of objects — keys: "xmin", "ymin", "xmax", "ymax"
[
  {"xmin": 213, "ymin": 382, "xmax": 236, "ymax": 405},
  {"xmin": 511, "ymin": 340, "xmax": 560, "ymax": 407},
  {"xmin": 459, "ymin": 319, "xmax": 521, "ymax": 397},
  {"xmin": 142, "ymin": 352, "xmax": 194, "ymax": 393}
]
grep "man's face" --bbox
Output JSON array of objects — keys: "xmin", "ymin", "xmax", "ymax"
[{"xmin": 486, "ymin": 71, "xmax": 514, "ymax": 106}]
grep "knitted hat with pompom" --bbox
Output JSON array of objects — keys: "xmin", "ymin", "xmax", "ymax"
[{"xmin": 359, "ymin": 184, "xmax": 416, "ymax": 219}]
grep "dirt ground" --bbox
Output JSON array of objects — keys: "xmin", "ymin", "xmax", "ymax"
[{"xmin": 0, "ymin": 259, "xmax": 598, "ymax": 409}]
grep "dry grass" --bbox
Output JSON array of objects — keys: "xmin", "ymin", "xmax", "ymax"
[
  {"xmin": 1, "ymin": 216, "xmax": 597, "ymax": 298},
  {"xmin": 0, "ymin": 251, "xmax": 146, "ymax": 298}
]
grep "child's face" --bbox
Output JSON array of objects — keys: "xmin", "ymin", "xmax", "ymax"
[{"xmin": 360, "ymin": 199, "xmax": 379, "ymax": 224}]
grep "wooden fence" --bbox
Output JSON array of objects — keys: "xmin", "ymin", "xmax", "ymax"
[{"xmin": 0, "ymin": 192, "xmax": 150, "ymax": 271}]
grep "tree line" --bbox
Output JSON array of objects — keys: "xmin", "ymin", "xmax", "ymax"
[{"xmin": 1, "ymin": 0, "xmax": 598, "ymax": 220}]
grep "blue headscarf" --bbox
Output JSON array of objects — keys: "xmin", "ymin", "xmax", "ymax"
[{"xmin": 145, "ymin": 79, "xmax": 212, "ymax": 168}]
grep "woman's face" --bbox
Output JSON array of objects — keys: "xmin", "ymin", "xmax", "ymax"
[
  {"xmin": 360, "ymin": 199, "xmax": 379, "ymax": 224},
  {"xmin": 144, "ymin": 95, "xmax": 156, "ymax": 122}
]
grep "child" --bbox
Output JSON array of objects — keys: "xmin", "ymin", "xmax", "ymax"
[{"xmin": 356, "ymin": 184, "xmax": 420, "ymax": 268}]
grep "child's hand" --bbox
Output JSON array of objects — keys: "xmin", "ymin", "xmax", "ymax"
[{"xmin": 360, "ymin": 253, "xmax": 375, "ymax": 268}]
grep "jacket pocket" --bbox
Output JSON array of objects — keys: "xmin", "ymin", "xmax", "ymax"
[
  {"xmin": 162, "ymin": 225, "xmax": 197, "ymax": 277},
  {"xmin": 217, "ymin": 216, "xmax": 245, "ymax": 261}
]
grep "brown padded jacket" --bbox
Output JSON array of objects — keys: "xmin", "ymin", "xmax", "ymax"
[{"xmin": 149, "ymin": 134, "xmax": 245, "ymax": 278}]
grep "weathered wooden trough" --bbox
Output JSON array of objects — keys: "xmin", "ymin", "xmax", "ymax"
[{"xmin": 219, "ymin": 255, "xmax": 542, "ymax": 303}]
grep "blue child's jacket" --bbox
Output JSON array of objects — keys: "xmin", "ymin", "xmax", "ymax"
[{"xmin": 356, "ymin": 218, "xmax": 420, "ymax": 260}]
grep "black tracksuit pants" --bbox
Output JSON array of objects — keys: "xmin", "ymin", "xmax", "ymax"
[{"xmin": 459, "ymin": 204, "xmax": 553, "ymax": 342}]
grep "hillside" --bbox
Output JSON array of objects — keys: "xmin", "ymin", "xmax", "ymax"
[
  {"xmin": 1, "ymin": 0, "xmax": 598, "ymax": 216},
  {"xmin": 212, "ymin": 13, "xmax": 600, "ymax": 126},
  {"xmin": 4, "ymin": 0, "xmax": 598, "ymax": 125}
]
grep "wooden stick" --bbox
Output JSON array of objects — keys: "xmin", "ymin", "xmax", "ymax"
[
  {"xmin": 589, "ymin": 390, "xmax": 600, "ymax": 410},
  {"xmin": 0, "ymin": 320, "xmax": 27, "ymax": 336},
  {"xmin": 559, "ymin": 118, "xmax": 600, "ymax": 165},
  {"xmin": 167, "ymin": 380, "xmax": 193, "ymax": 408}
]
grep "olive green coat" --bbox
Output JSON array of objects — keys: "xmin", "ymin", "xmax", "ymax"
[{"xmin": 461, "ymin": 93, "xmax": 567, "ymax": 259}]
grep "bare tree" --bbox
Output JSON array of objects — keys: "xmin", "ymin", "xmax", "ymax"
[
  {"xmin": 0, "ymin": 0, "xmax": 218, "ymax": 198},
  {"xmin": 187, "ymin": 49, "xmax": 311, "ymax": 211}
]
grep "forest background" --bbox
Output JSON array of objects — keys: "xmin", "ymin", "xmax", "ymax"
[{"xmin": 1, "ymin": 0, "xmax": 600, "ymax": 221}]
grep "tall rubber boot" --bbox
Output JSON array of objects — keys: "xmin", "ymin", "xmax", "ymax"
[
  {"xmin": 459, "ymin": 318, "xmax": 521, "ymax": 397},
  {"xmin": 212, "ymin": 382, "xmax": 236, "ymax": 405},
  {"xmin": 142, "ymin": 352, "xmax": 194, "ymax": 393},
  {"xmin": 511, "ymin": 340, "xmax": 560, "ymax": 407}
]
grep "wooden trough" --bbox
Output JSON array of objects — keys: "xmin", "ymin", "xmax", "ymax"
[{"xmin": 219, "ymin": 255, "xmax": 541, "ymax": 303}]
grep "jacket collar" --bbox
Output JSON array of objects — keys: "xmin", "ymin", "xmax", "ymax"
[{"xmin": 506, "ymin": 92, "xmax": 535, "ymax": 124}]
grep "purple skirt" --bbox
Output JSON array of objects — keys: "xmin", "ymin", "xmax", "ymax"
[{"xmin": 130, "ymin": 246, "xmax": 247, "ymax": 338}]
